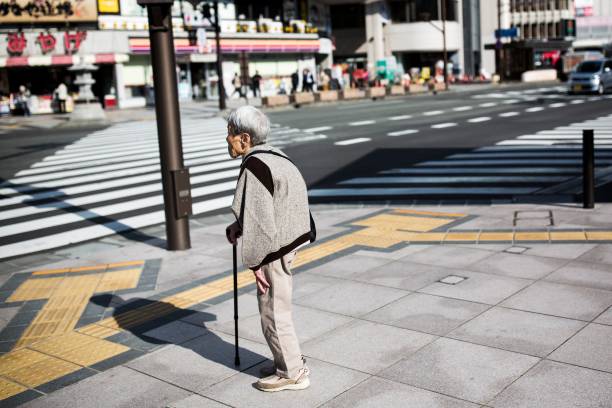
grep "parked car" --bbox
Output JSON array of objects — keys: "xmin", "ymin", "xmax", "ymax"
[{"xmin": 568, "ymin": 59, "xmax": 612, "ymax": 95}]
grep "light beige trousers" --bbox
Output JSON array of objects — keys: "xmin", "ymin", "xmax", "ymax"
[{"xmin": 258, "ymin": 251, "xmax": 303, "ymax": 379}]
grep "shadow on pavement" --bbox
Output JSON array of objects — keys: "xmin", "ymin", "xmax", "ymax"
[{"xmin": 90, "ymin": 294, "xmax": 267, "ymax": 376}]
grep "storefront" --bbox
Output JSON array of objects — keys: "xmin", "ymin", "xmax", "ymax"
[{"xmin": 0, "ymin": 30, "xmax": 129, "ymax": 114}]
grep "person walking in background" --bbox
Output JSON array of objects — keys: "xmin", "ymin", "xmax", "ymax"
[
  {"xmin": 232, "ymin": 73, "xmax": 243, "ymax": 98},
  {"xmin": 291, "ymin": 71, "xmax": 299, "ymax": 94},
  {"xmin": 225, "ymin": 106, "xmax": 316, "ymax": 392},
  {"xmin": 54, "ymin": 82, "xmax": 68, "ymax": 113},
  {"xmin": 18, "ymin": 85, "xmax": 31, "ymax": 116},
  {"xmin": 251, "ymin": 71, "xmax": 262, "ymax": 98},
  {"xmin": 302, "ymin": 69, "xmax": 315, "ymax": 92}
]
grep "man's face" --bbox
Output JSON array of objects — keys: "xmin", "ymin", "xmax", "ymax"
[{"xmin": 226, "ymin": 125, "xmax": 249, "ymax": 158}]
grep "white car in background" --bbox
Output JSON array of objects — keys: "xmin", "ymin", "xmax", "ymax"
[{"xmin": 568, "ymin": 59, "xmax": 612, "ymax": 95}]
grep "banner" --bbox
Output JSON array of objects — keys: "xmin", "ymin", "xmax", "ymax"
[{"xmin": 0, "ymin": 0, "xmax": 98, "ymax": 23}]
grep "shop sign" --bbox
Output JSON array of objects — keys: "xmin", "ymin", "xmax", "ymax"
[
  {"xmin": 4, "ymin": 30, "xmax": 87, "ymax": 56},
  {"xmin": 64, "ymin": 31, "xmax": 87, "ymax": 54},
  {"xmin": 6, "ymin": 32, "xmax": 27, "ymax": 55},
  {"xmin": 97, "ymin": 0, "xmax": 119, "ymax": 15},
  {"xmin": 36, "ymin": 32, "xmax": 57, "ymax": 54},
  {"xmin": 0, "ymin": 0, "xmax": 98, "ymax": 23}
]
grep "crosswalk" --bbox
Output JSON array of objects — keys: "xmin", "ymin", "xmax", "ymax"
[
  {"xmin": 309, "ymin": 114, "xmax": 612, "ymax": 201},
  {"xmin": 0, "ymin": 117, "xmax": 325, "ymax": 259}
]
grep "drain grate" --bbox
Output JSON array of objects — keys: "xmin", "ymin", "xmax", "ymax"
[
  {"xmin": 439, "ymin": 275, "xmax": 468, "ymax": 285},
  {"xmin": 504, "ymin": 246, "xmax": 529, "ymax": 254}
]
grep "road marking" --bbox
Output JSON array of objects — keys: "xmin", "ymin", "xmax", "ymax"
[
  {"xmin": 340, "ymin": 176, "xmax": 569, "ymax": 184},
  {"xmin": 387, "ymin": 129, "xmax": 419, "ymax": 136},
  {"xmin": 453, "ymin": 106, "xmax": 473, "ymax": 111},
  {"xmin": 570, "ymin": 99, "xmax": 586, "ymax": 104},
  {"xmin": 424, "ymin": 110, "xmax": 444, "ymax": 116},
  {"xmin": 381, "ymin": 167, "xmax": 582, "ymax": 174},
  {"xmin": 525, "ymin": 106, "xmax": 545, "ymax": 113},
  {"xmin": 431, "ymin": 122, "xmax": 457, "ymax": 129},
  {"xmin": 549, "ymin": 102, "xmax": 566, "ymax": 108},
  {"xmin": 479, "ymin": 102, "xmax": 498, "ymax": 108},
  {"xmin": 335, "ymin": 137, "xmax": 371, "ymax": 146},
  {"xmin": 499, "ymin": 111, "xmax": 519, "ymax": 117},
  {"xmin": 467, "ymin": 116, "xmax": 491, "ymax": 123},
  {"xmin": 348, "ymin": 120, "xmax": 376, "ymax": 126},
  {"xmin": 303, "ymin": 126, "xmax": 332, "ymax": 133},
  {"xmin": 503, "ymin": 99, "xmax": 520, "ymax": 104},
  {"xmin": 389, "ymin": 115, "xmax": 413, "ymax": 121},
  {"xmin": 309, "ymin": 187, "xmax": 540, "ymax": 196}
]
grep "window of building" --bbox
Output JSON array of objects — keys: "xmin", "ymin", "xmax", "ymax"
[{"xmin": 388, "ymin": 0, "xmax": 456, "ymax": 23}]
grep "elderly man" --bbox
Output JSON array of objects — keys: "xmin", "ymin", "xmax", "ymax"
[{"xmin": 225, "ymin": 106, "xmax": 315, "ymax": 392}]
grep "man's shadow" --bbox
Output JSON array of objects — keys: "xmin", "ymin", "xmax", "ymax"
[{"xmin": 90, "ymin": 294, "xmax": 268, "ymax": 375}]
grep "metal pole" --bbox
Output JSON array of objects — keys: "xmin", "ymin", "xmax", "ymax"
[
  {"xmin": 139, "ymin": 0, "xmax": 191, "ymax": 250},
  {"xmin": 214, "ymin": 0, "xmax": 226, "ymax": 110},
  {"xmin": 583, "ymin": 129, "xmax": 595, "ymax": 209},
  {"xmin": 232, "ymin": 244, "xmax": 241, "ymax": 366},
  {"xmin": 441, "ymin": 0, "xmax": 448, "ymax": 91},
  {"xmin": 497, "ymin": 0, "xmax": 504, "ymax": 82}
]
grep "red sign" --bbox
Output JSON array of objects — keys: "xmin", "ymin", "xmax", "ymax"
[
  {"xmin": 37, "ymin": 32, "xmax": 57, "ymax": 54},
  {"xmin": 7, "ymin": 32, "xmax": 27, "ymax": 55},
  {"xmin": 64, "ymin": 31, "xmax": 86, "ymax": 54}
]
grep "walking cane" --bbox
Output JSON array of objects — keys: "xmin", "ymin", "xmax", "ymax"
[{"xmin": 232, "ymin": 244, "xmax": 241, "ymax": 366}]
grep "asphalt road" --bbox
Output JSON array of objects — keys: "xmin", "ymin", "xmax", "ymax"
[{"xmin": 2, "ymin": 82, "xmax": 612, "ymax": 259}]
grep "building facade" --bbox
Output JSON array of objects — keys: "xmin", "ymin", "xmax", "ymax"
[
  {"xmin": 479, "ymin": 0, "xmax": 576, "ymax": 80},
  {"xmin": 0, "ymin": 0, "xmax": 334, "ymax": 114}
]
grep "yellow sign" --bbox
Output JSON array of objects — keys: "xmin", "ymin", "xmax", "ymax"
[
  {"xmin": 0, "ymin": 0, "xmax": 98, "ymax": 24},
  {"xmin": 97, "ymin": 0, "xmax": 120, "ymax": 14}
]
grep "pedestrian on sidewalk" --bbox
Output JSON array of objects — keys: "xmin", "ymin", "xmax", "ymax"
[
  {"xmin": 251, "ymin": 71, "xmax": 262, "ymax": 98},
  {"xmin": 17, "ymin": 85, "xmax": 31, "ymax": 116},
  {"xmin": 225, "ymin": 106, "xmax": 316, "ymax": 392},
  {"xmin": 54, "ymin": 82, "xmax": 68, "ymax": 113},
  {"xmin": 291, "ymin": 71, "xmax": 299, "ymax": 94},
  {"xmin": 302, "ymin": 68, "xmax": 315, "ymax": 92}
]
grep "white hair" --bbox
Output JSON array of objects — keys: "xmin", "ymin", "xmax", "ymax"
[{"xmin": 227, "ymin": 106, "xmax": 270, "ymax": 146}]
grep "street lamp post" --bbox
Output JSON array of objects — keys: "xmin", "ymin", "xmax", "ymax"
[
  {"xmin": 214, "ymin": 0, "xmax": 226, "ymax": 110},
  {"xmin": 138, "ymin": 0, "xmax": 192, "ymax": 251},
  {"xmin": 441, "ymin": 0, "xmax": 448, "ymax": 91}
]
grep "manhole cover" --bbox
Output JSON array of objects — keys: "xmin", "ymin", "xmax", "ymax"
[
  {"xmin": 439, "ymin": 275, "xmax": 468, "ymax": 285},
  {"xmin": 513, "ymin": 210, "xmax": 554, "ymax": 227}
]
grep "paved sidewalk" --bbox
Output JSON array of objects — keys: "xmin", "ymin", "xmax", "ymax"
[{"xmin": 1, "ymin": 201, "xmax": 611, "ymax": 407}]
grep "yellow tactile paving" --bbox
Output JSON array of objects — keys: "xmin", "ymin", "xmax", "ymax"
[
  {"xmin": 354, "ymin": 214, "xmax": 454, "ymax": 232},
  {"xmin": 29, "ymin": 332, "xmax": 99, "ymax": 356},
  {"xmin": 478, "ymin": 231, "xmax": 514, "ymax": 242},
  {"xmin": 33, "ymin": 260, "xmax": 144, "ymax": 276},
  {"xmin": 76, "ymin": 324, "xmax": 121, "ymax": 339},
  {"xmin": 393, "ymin": 208, "xmax": 466, "ymax": 217},
  {"xmin": 45, "ymin": 339, "xmax": 129, "ymax": 367},
  {"xmin": 0, "ymin": 378, "xmax": 28, "ymax": 401},
  {"xmin": 586, "ymin": 231, "xmax": 612, "ymax": 241},
  {"xmin": 7, "ymin": 276, "xmax": 64, "ymax": 302},
  {"xmin": 515, "ymin": 231, "xmax": 550, "ymax": 241},
  {"xmin": 550, "ymin": 231, "xmax": 587, "ymax": 241},
  {"xmin": 408, "ymin": 232, "xmax": 446, "ymax": 242},
  {"xmin": 0, "ymin": 349, "xmax": 50, "ymax": 375},
  {"xmin": 4, "ymin": 357, "xmax": 81, "ymax": 388},
  {"xmin": 95, "ymin": 268, "xmax": 142, "ymax": 293},
  {"xmin": 444, "ymin": 232, "xmax": 480, "ymax": 242}
]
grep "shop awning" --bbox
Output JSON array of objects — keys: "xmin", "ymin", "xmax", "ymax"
[
  {"xmin": 0, "ymin": 53, "xmax": 129, "ymax": 68},
  {"xmin": 129, "ymin": 37, "xmax": 321, "ymax": 55}
]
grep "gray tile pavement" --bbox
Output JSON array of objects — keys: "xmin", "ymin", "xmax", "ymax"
[
  {"xmin": 321, "ymin": 376, "xmax": 480, "ymax": 408},
  {"xmin": 365, "ymin": 292, "xmax": 489, "ymax": 336},
  {"xmin": 302, "ymin": 319, "xmax": 436, "ymax": 374},
  {"xmin": 447, "ymin": 307, "xmax": 586, "ymax": 357},
  {"xmin": 380, "ymin": 337, "xmax": 540, "ymax": 404},
  {"xmin": 500, "ymin": 280, "xmax": 612, "ymax": 321},
  {"xmin": 490, "ymin": 360, "xmax": 612, "ymax": 408},
  {"xmin": 419, "ymin": 270, "xmax": 533, "ymax": 305},
  {"xmin": 548, "ymin": 323, "xmax": 612, "ymax": 373},
  {"xmin": 2, "ymin": 203, "xmax": 612, "ymax": 407}
]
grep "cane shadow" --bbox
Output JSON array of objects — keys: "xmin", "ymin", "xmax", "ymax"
[
  {"xmin": 0, "ymin": 178, "xmax": 164, "ymax": 249},
  {"xmin": 90, "ymin": 294, "xmax": 268, "ymax": 376}
]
